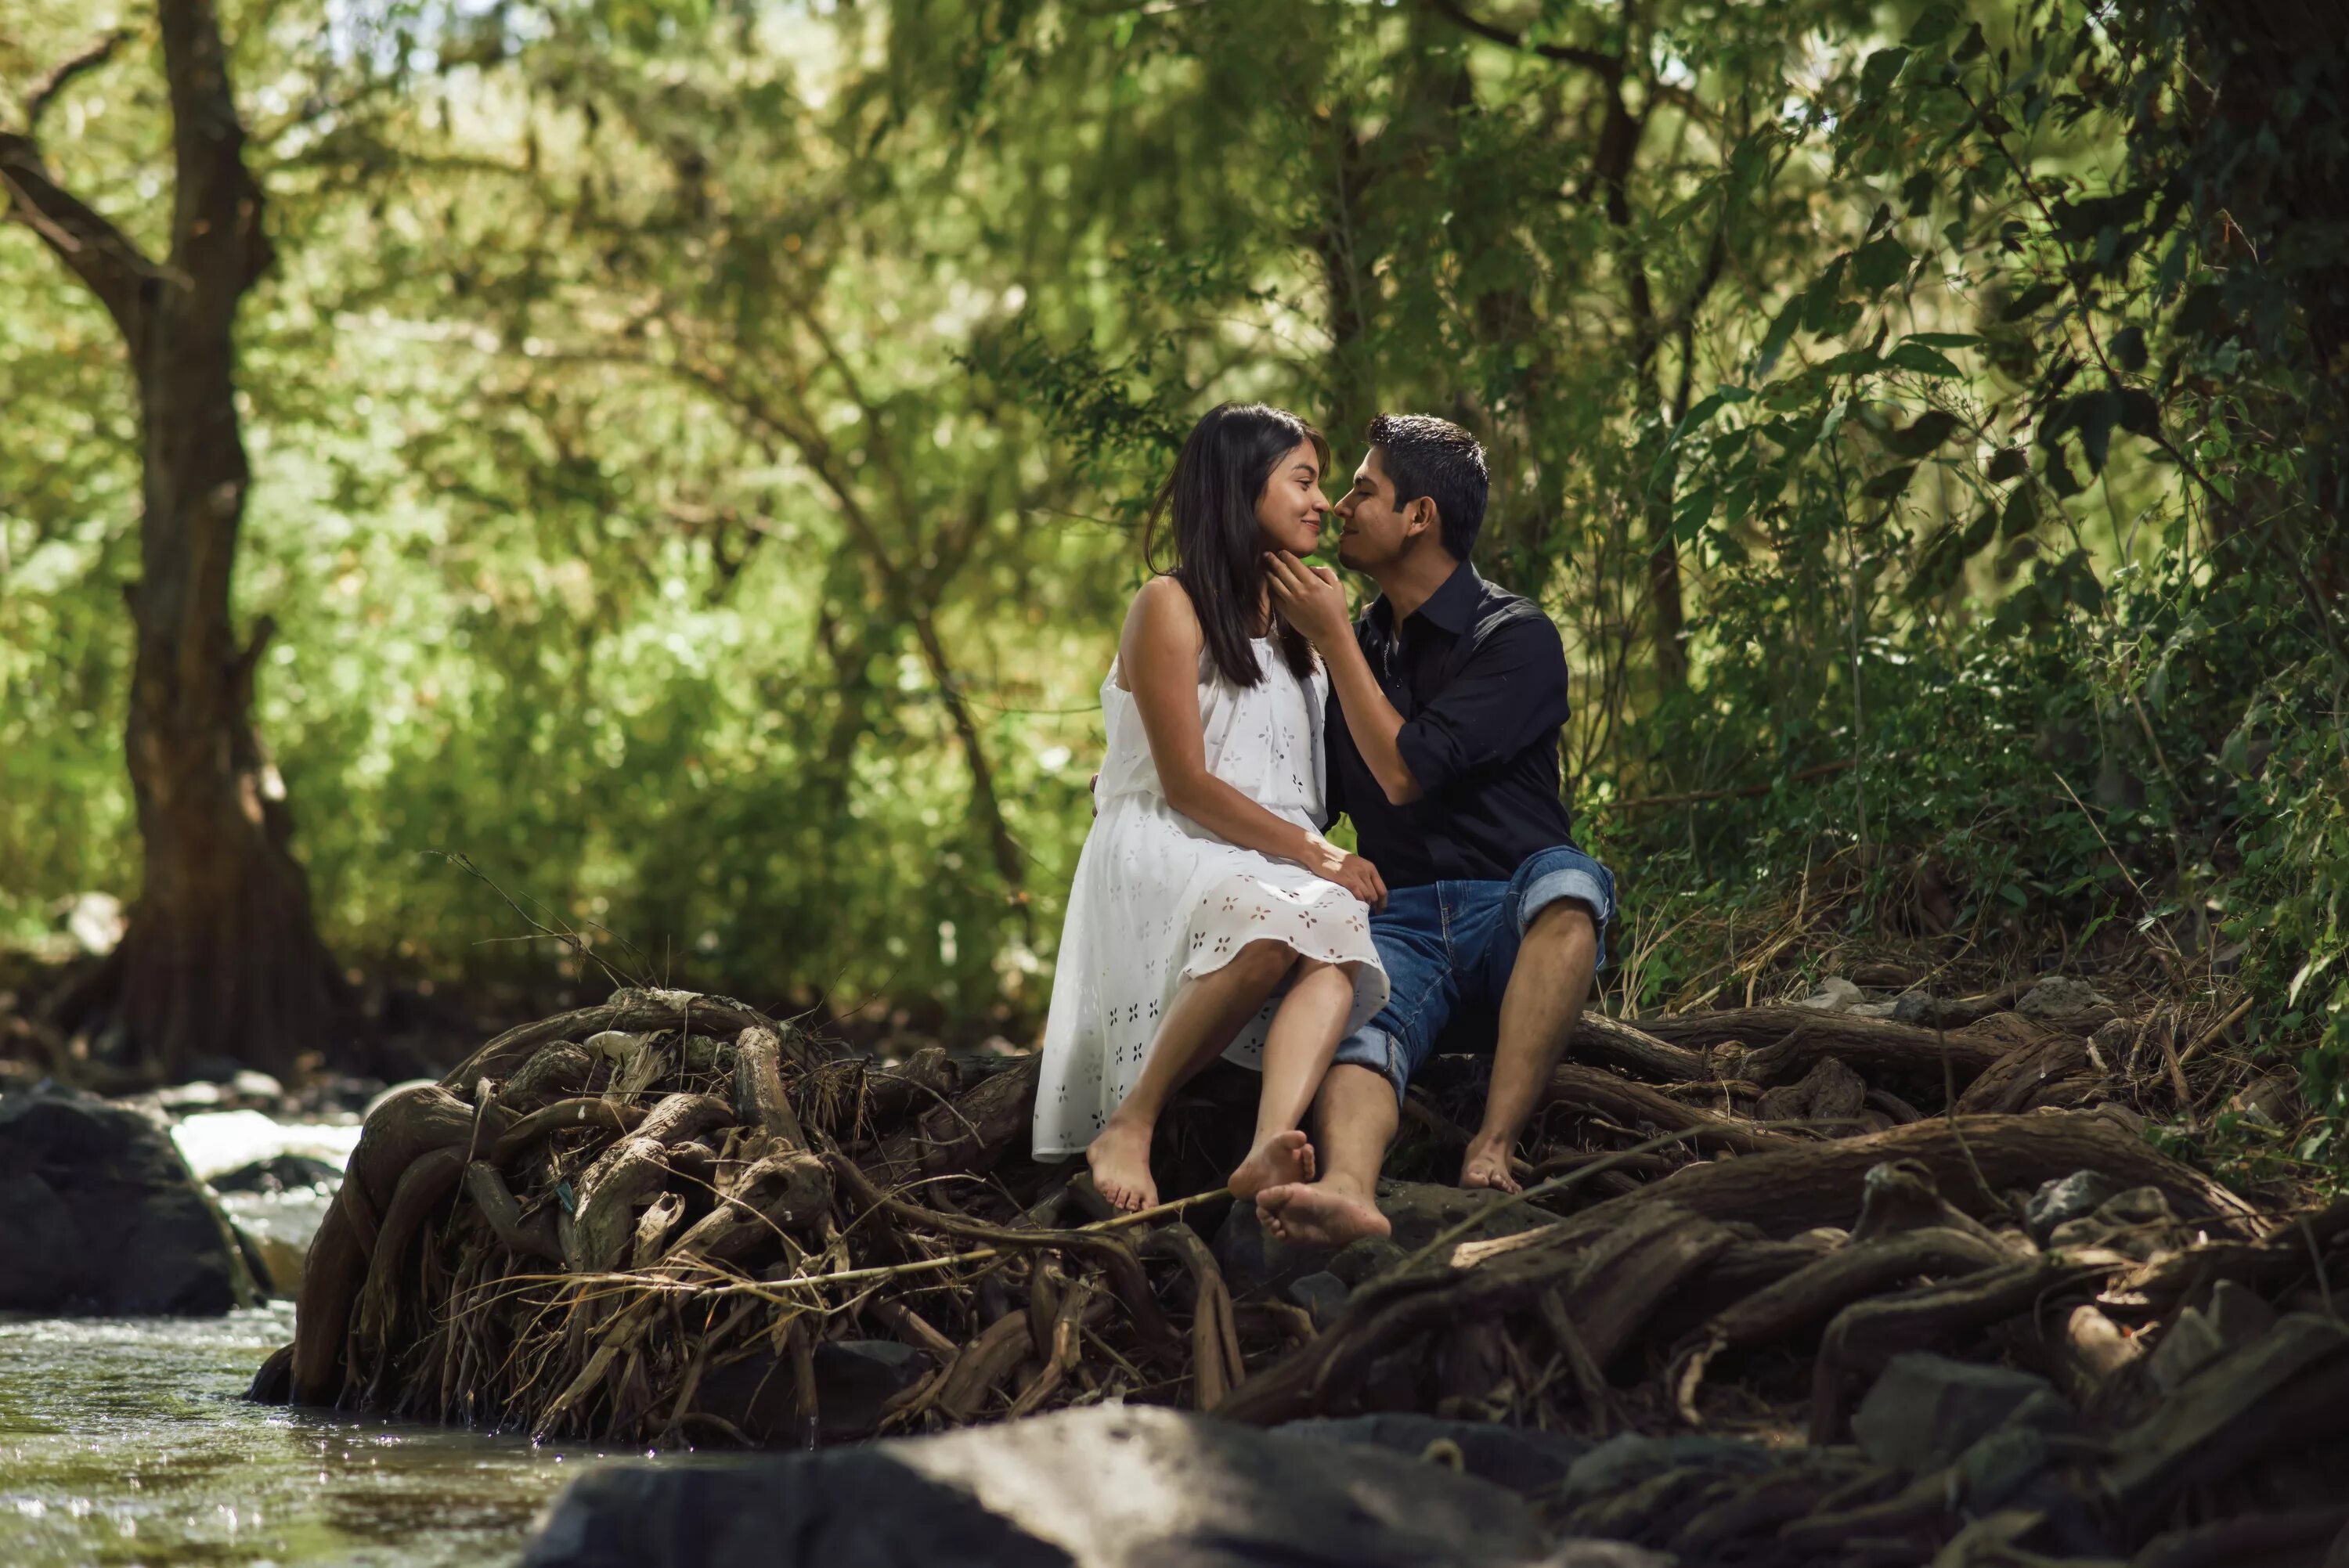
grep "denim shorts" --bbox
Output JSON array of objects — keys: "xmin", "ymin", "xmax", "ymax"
[{"xmin": 1329, "ymin": 844, "xmax": 1616, "ymax": 1104}]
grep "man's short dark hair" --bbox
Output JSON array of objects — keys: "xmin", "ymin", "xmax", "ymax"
[{"xmin": 1366, "ymin": 413, "xmax": 1488, "ymax": 561}]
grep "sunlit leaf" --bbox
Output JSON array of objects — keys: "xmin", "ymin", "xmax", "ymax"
[{"xmin": 1886, "ymin": 341, "xmax": 1962, "ymax": 377}]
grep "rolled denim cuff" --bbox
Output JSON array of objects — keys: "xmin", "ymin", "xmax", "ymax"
[
  {"xmin": 1517, "ymin": 867, "xmax": 1613, "ymax": 967},
  {"xmin": 1331, "ymin": 1025, "xmax": 1411, "ymax": 1107}
]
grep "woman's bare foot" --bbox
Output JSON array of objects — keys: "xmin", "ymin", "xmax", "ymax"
[
  {"xmin": 1459, "ymin": 1134, "xmax": 1523, "ymax": 1194},
  {"xmin": 1256, "ymin": 1177, "xmax": 1390, "ymax": 1248},
  {"xmin": 1086, "ymin": 1116, "xmax": 1159, "ymax": 1212},
  {"xmin": 1228, "ymin": 1129, "xmax": 1315, "ymax": 1202}
]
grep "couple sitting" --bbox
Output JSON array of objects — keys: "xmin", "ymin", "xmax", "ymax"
[{"xmin": 1034, "ymin": 402, "xmax": 1616, "ymax": 1245}]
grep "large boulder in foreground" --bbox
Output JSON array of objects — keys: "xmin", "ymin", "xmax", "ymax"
[
  {"xmin": 0, "ymin": 1089, "xmax": 258, "ymax": 1314},
  {"xmin": 521, "ymin": 1403, "xmax": 1546, "ymax": 1568}
]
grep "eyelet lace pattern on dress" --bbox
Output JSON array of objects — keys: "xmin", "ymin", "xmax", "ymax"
[{"xmin": 1031, "ymin": 640, "xmax": 1391, "ymax": 1159}]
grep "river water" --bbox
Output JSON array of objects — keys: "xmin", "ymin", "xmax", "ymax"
[{"xmin": 0, "ymin": 1112, "xmax": 652, "ymax": 1567}]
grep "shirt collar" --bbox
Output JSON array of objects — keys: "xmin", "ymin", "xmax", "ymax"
[
  {"xmin": 1367, "ymin": 562, "xmax": 1480, "ymax": 639},
  {"xmin": 1412, "ymin": 562, "xmax": 1481, "ymax": 635}
]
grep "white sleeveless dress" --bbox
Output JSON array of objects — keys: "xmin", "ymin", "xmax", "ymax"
[{"xmin": 1031, "ymin": 638, "xmax": 1391, "ymax": 1159}]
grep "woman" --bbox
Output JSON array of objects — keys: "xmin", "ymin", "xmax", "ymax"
[{"xmin": 1034, "ymin": 402, "xmax": 1391, "ymax": 1213}]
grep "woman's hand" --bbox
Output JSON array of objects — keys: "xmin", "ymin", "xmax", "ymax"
[{"xmin": 1303, "ymin": 833, "xmax": 1387, "ymax": 910}]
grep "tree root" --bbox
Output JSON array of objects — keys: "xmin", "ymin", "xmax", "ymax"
[{"xmin": 247, "ymin": 982, "xmax": 2349, "ymax": 1568}]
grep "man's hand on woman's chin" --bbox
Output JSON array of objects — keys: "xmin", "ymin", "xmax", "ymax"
[{"xmin": 1265, "ymin": 550, "xmax": 1352, "ymax": 649}]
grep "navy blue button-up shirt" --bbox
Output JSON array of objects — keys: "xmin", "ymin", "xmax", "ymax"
[{"xmin": 1323, "ymin": 564, "xmax": 1577, "ymax": 887}]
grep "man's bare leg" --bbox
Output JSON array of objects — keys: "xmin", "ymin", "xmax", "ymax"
[
  {"xmin": 1229, "ymin": 959, "xmax": 1356, "ymax": 1200},
  {"xmin": 1462, "ymin": 902, "xmax": 1598, "ymax": 1192},
  {"xmin": 1088, "ymin": 939, "xmax": 1292, "ymax": 1212},
  {"xmin": 1257, "ymin": 1061, "xmax": 1394, "ymax": 1246}
]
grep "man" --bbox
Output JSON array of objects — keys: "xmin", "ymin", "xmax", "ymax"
[{"xmin": 1259, "ymin": 413, "xmax": 1615, "ymax": 1245}]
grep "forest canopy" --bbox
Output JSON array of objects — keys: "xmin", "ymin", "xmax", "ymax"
[{"xmin": 2, "ymin": 1, "xmax": 2342, "ymax": 1109}]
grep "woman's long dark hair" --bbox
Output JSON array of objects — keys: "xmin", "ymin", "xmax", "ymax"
[{"xmin": 1142, "ymin": 402, "xmax": 1326, "ymax": 688}]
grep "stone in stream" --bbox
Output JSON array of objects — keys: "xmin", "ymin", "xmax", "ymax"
[
  {"xmin": 0, "ymin": 1087, "xmax": 259, "ymax": 1314},
  {"xmin": 519, "ymin": 1402, "xmax": 1546, "ymax": 1568},
  {"xmin": 210, "ymin": 1152, "xmax": 345, "ymax": 1194}
]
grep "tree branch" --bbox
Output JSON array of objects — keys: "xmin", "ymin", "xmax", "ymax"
[
  {"xmin": 1420, "ymin": 0, "xmax": 1622, "ymax": 80},
  {"xmin": 0, "ymin": 132, "xmax": 163, "ymax": 341},
  {"xmin": 26, "ymin": 29, "xmax": 134, "ymax": 131},
  {"xmin": 1669, "ymin": 223, "xmax": 1730, "ymax": 424}
]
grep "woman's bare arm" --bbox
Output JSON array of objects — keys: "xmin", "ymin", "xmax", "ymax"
[{"xmin": 1119, "ymin": 578, "xmax": 1385, "ymax": 907}]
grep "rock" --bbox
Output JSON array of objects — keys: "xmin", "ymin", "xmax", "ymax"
[
  {"xmin": 212, "ymin": 1152, "xmax": 341, "ymax": 1298},
  {"xmin": 1374, "ymin": 1178, "xmax": 1553, "ymax": 1253},
  {"xmin": 1795, "ymin": 977, "xmax": 1865, "ymax": 1012},
  {"xmin": 1286, "ymin": 1271, "xmax": 1351, "ymax": 1330},
  {"xmin": 1893, "ymin": 989, "xmax": 2016, "ymax": 1029},
  {"xmin": 1329, "ymin": 1235, "xmax": 1409, "ymax": 1286},
  {"xmin": 810, "ymin": 1340, "xmax": 934, "ymax": 1439},
  {"xmin": 1277, "ymin": 1412, "xmax": 1589, "ymax": 1495},
  {"xmin": 236, "ymin": 1221, "xmax": 309, "ymax": 1298},
  {"xmin": 1848, "ymin": 1000, "xmax": 1900, "ymax": 1018},
  {"xmin": 2018, "ymin": 976, "xmax": 2110, "ymax": 1021},
  {"xmin": 1756, "ymin": 1055, "xmax": 1867, "ymax": 1127},
  {"xmin": 1849, "ymin": 1354, "xmax": 2071, "ymax": 1473},
  {"xmin": 2227, "ymin": 1075, "xmax": 2298, "ymax": 1126},
  {"xmin": 229, "ymin": 1069, "xmax": 285, "ymax": 1105},
  {"xmin": 154, "ymin": 1080, "xmax": 226, "ymax": 1112},
  {"xmin": 210, "ymin": 1152, "xmax": 345, "ymax": 1195},
  {"xmin": 520, "ymin": 1402, "xmax": 1545, "ymax": 1568},
  {"xmin": 1537, "ymin": 1548, "xmax": 1676, "ymax": 1568},
  {"xmin": 0, "ymin": 1088, "xmax": 259, "ymax": 1314},
  {"xmin": 1950, "ymin": 1424, "xmax": 2051, "ymax": 1512},
  {"xmin": 2087, "ymin": 1017, "xmax": 2134, "ymax": 1068},
  {"xmin": 2148, "ymin": 1280, "xmax": 2279, "ymax": 1393},
  {"xmin": 2048, "ymin": 1186, "xmax": 2185, "ymax": 1261},
  {"xmin": 2026, "ymin": 1170, "xmax": 2122, "ymax": 1245},
  {"xmin": 1553, "ymin": 1433, "xmax": 1780, "ymax": 1512},
  {"xmin": 1892, "ymin": 992, "xmax": 1944, "ymax": 1026}
]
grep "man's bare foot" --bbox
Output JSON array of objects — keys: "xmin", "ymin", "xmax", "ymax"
[
  {"xmin": 1257, "ymin": 1179, "xmax": 1389, "ymax": 1247},
  {"xmin": 1228, "ymin": 1129, "xmax": 1315, "ymax": 1202},
  {"xmin": 1086, "ymin": 1117, "xmax": 1159, "ymax": 1212},
  {"xmin": 1460, "ymin": 1134, "xmax": 1523, "ymax": 1194}
]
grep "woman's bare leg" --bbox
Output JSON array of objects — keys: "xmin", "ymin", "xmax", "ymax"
[
  {"xmin": 1229, "ymin": 959, "xmax": 1357, "ymax": 1201},
  {"xmin": 1088, "ymin": 939, "xmax": 1295, "ymax": 1211}
]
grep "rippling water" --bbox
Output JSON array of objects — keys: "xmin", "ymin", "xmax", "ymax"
[
  {"xmin": 0, "ymin": 1305, "xmax": 634, "ymax": 1567},
  {"xmin": 0, "ymin": 1102, "xmax": 664, "ymax": 1568}
]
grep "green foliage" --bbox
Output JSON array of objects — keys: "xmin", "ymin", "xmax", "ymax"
[{"xmin": 1, "ymin": 0, "xmax": 2341, "ymax": 1090}]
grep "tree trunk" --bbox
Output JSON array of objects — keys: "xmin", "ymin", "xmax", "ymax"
[{"xmin": 4, "ymin": 1, "xmax": 343, "ymax": 1079}]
